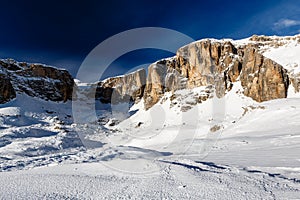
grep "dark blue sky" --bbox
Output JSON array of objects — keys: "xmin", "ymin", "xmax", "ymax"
[{"xmin": 0, "ymin": 0, "xmax": 299, "ymax": 79}]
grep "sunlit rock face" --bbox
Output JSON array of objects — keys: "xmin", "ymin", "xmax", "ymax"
[
  {"xmin": 143, "ymin": 39, "xmax": 290, "ymax": 109},
  {"xmin": 241, "ymin": 48, "xmax": 289, "ymax": 102},
  {"xmin": 95, "ymin": 68, "xmax": 146, "ymax": 104}
]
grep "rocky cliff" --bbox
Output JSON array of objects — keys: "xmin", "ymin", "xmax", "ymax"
[
  {"xmin": 0, "ymin": 59, "xmax": 74, "ymax": 102},
  {"xmin": 0, "ymin": 35, "xmax": 297, "ymax": 109},
  {"xmin": 95, "ymin": 36, "xmax": 290, "ymax": 110},
  {"xmin": 95, "ymin": 69, "xmax": 146, "ymax": 104},
  {"xmin": 240, "ymin": 48, "xmax": 289, "ymax": 102},
  {"xmin": 143, "ymin": 39, "xmax": 290, "ymax": 109}
]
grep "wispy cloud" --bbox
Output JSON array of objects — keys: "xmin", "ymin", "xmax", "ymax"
[{"xmin": 274, "ymin": 19, "xmax": 300, "ymax": 29}]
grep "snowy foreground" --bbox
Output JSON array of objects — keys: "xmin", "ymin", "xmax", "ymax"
[
  {"xmin": 1, "ymin": 35, "xmax": 300, "ymax": 199},
  {"xmin": 1, "ymin": 95, "xmax": 300, "ymax": 199}
]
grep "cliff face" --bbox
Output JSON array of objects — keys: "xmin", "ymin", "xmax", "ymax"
[
  {"xmin": 176, "ymin": 40, "xmax": 239, "ymax": 89},
  {"xmin": 0, "ymin": 59, "xmax": 74, "ymax": 103},
  {"xmin": 241, "ymin": 48, "xmax": 289, "ymax": 102},
  {"xmin": 143, "ymin": 61, "xmax": 169, "ymax": 109},
  {"xmin": 143, "ymin": 40, "xmax": 243, "ymax": 109},
  {"xmin": 88, "ymin": 38, "xmax": 291, "ymax": 110},
  {"xmin": 143, "ymin": 40, "xmax": 290, "ymax": 109},
  {"xmin": 95, "ymin": 69, "xmax": 146, "ymax": 104}
]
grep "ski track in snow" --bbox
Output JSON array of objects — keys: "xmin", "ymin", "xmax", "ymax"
[{"xmin": 0, "ymin": 160, "xmax": 299, "ymax": 199}]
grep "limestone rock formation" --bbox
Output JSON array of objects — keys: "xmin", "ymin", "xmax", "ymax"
[
  {"xmin": 240, "ymin": 48, "xmax": 289, "ymax": 102},
  {"xmin": 175, "ymin": 40, "xmax": 240, "ymax": 89},
  {"xmin": 143, "ymin": 40, "xmax": 244, "ymax": 109},
  {"xmin": 0, "ymin": 73, "xmax": 16, "ymax": 104},
  {"xmin": 0, "ymin": 59, "xmax": 74, "ymax": 102},
  {"xmin": 0, "ymin": 35, "xmax": 294, "ymax": 108},
  {"xmin": 143, "ymin": 39, "xmax": 290, "ymax": 109},
  {"xmin": 96, "ymin": 69, "xmax": 146, "ymax": 104},
  {"xmin": 143, "ymin": 61, "xmax": 168, "ymax": 109}
]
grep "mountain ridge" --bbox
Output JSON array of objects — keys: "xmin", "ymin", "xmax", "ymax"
[
  {"xmin": 2, "ymin": 34, "xmax": 299, "ymax": 113},
  {"xmin": 1, "ymin": 35, "xmax": 300, "ymax": 198}
]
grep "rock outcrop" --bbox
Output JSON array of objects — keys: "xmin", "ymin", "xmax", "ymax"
[
  {"xmin": 0, "ymin": 73, "xmax": 16, "ymax": 104},
  {"xmin": 95, "ymin": 69, "xmax": 146, "ymax": 104},
  {"xmin": 175, "ymin": 40, "xmax": 238, "ymax": 89},
  {"xmin": 240, "ymin": 48, "xmax": 289, "ymax": 102},
  {"xmin": 143, "ymin": 40, "xmax": 242, "ymax": 109},
  {"xmin": 176, "ymin": 40, "xmax": 242, "ymax": 94},
  {"xmin": 0, "ymin": 35, "xmax": 294, "ymax": 108},
  {"xmin": 143, "ymin": 61, "xmax": 169, "ymax": 109},
  {"xmin": 0, "ymin": 59, "xmax": 74, "ymax": 102},
  {"xmin": 143, "ymin": 39, "xmax": 290, "ymax": 109}
]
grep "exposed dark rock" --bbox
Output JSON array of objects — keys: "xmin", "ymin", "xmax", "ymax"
[
  {"xmin": 0, "ymin": 59, "xmax": 74, "ymax": 102},
  {"xmin": 0, "ymin": 73, "xmax": 16, "ymax": 104}
]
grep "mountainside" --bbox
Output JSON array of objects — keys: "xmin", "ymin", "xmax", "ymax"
[
  {"xmin": 1, "ymin": 34, "xmax": 300, "ymax": 199},
  {"xmin": 81, "ymin": 34, "xmax": 299, "ymax": 111},
  {"xmin": 143, "ymin": 37, "xmax": 291, "ymax": 109},
  {"xmin": 0, "ymin": 59, "xmax": 74, "ymax": 102},
  {"xmin": 1, "ymin": 35, "xmax": 299, "ymax": 109}
]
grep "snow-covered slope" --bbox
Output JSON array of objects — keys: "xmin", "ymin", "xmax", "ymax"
[
  {"xmin": 263, "ymin": 38, "xmax": 300, "ymax": 73},
  {"xmin": 1, "ymin": 35, "xmax": 300, "ymax": 199}
]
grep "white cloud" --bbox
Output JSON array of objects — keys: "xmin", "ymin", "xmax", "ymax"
[{"xmin": 274, "ymin": 19, "xmax": 300, "ymax": 29}]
